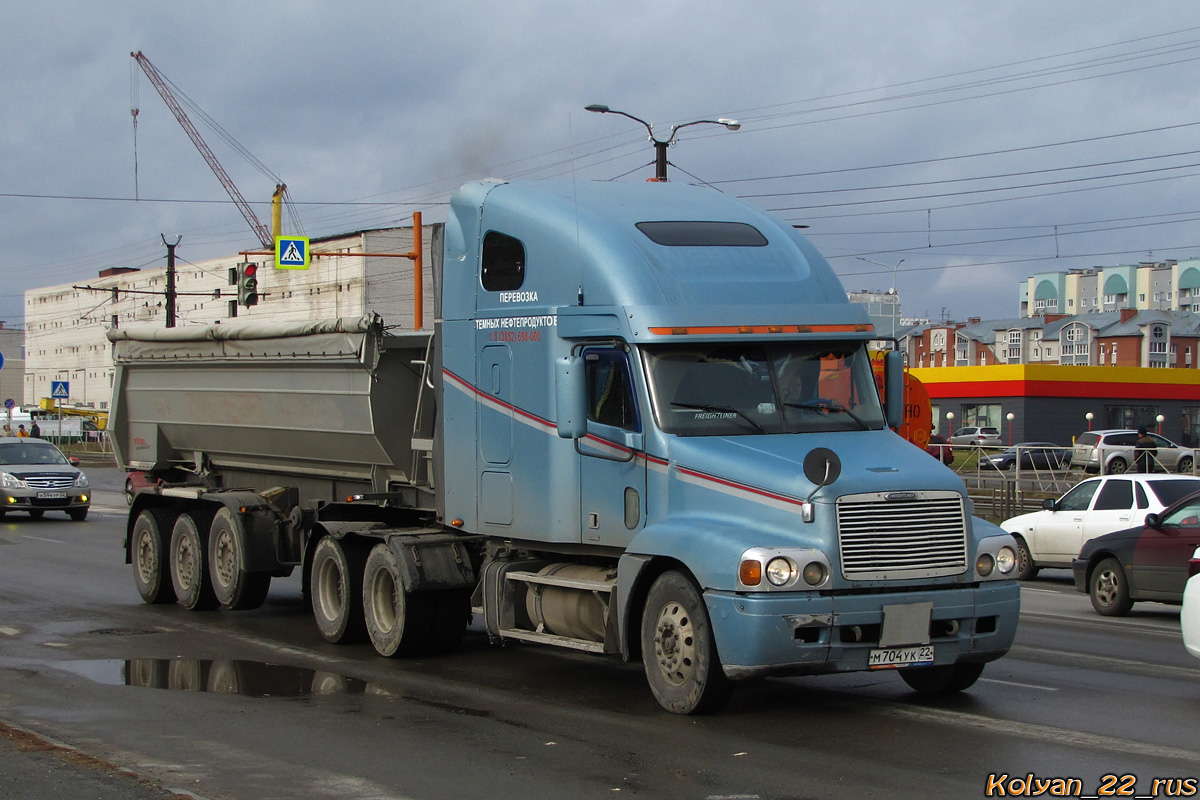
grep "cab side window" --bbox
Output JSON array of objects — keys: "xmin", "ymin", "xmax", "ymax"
[
  {"xmin": 584, "ymin": 348, "xmax": 639, "ymax": 431},
  {"xmin": 481, "ymin": 231, "xmax": 525, "ymax": 291}
]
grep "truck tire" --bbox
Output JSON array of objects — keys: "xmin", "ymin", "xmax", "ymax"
[
  {"xmin": 208, "ymin": 508, "xmax": 271, "ymax": 611},
  {"xmin": 132, "ymin": 508, "xmax": 176, "ymax": 604},
  {"xmin": 170, "ymin": 513, "xmax": 220, "ymax": 611},
  {"xmin": 311, "ymin": 536, "xmax": 368, "ymax": 643},
  {"xmin": 363, "ymin": 543, "xmax": 436, "ymax": 657},
  {"xmin": 899, "ymin": 662, "xmax": 984, "ymax": 694},
  {"xmin": 427, "ymin": 589, "xmax": 472, "ymax": 654},
  {"xmin": 640, "ymin": 570, "xmax": 732, "ymax": 715}
]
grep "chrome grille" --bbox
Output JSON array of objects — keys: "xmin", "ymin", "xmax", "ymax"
[
  {"xmin": 23, "ymin": 475, "xmax": 76, "ymax": 489},
  {"xmin": 836, "ymin": 491, "xmax": 968, "ymax": 580}
]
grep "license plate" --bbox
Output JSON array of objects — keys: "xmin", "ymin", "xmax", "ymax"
[
  {"xmin": 868, "ymin": 645, "xmax": 934, "ymax": 669},
  {"xmin": 37, "ymin": 491, "xmax": 68, "ymax": 499}
]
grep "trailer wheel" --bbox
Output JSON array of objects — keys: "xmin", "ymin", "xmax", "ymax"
[
  {"xmin": 899, "ymin": 662, "xmax": 985, "ymax": 694},
  {"xmin": 132, "ymin": 508, "xmax": 176, "ymax": 604},
  {"xmin": 363, "ymin": 543, "xmax": 435, "ymax": 657},
  {"xmin": 169, "ymin": 513, "xmax": 220, "ymax": 611},
  {"xmin": 208, "ymin": 508, "xmax": 270, "ymax": 610},
  {"xmin": 310, "ymin": 536, "xmax": 368, "ymax": 643},
  {"xmin": 641, "ymin": 570, "xmax": 732, "ymax": 715}
]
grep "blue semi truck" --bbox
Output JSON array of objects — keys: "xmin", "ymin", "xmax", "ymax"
[{"xmin": 109, "ymin": 179, "xmax": 1020, "ymax": 714}]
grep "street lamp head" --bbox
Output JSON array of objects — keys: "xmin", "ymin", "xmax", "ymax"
[
  {"xmin": 717, "ymin": 118, "xmax": 741, "ymax": 131},
  {"xmin": 585, "ymin": 104, "xmax": 610, "ymax": 114}
]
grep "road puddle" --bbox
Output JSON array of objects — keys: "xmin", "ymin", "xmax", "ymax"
[{"xmin": 62, "ymin": 658, "xmax": 367, "ymax": 698}]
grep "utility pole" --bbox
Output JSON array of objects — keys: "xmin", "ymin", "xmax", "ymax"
[{"xmin": 162, "ymin": 235, "xmax": 181, "ymax": 328}]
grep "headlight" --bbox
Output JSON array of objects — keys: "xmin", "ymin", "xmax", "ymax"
[
  {"xmin": 1, "ymin": 472, "xmax": 27, "ymax": 489},
  {"xmin": 995, "ymin": 546, "xmax": 1016, "ymax": 574},
  {"xmin": 976, "ymin": 553, "xmax": 995, "ymax": 577},
  {"xmin": 765, "ymin": 557, "xmax": 795, "ymax": 587},
  {"xmin": 801, "ymin": 561, "xmax": 827, "ymax": 586},
  {"xmin": 74, "ymin": 472, "xmax": 89, "ymax": 488}
]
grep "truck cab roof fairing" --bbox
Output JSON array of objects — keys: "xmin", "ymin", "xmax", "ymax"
[{"xmin": 440, "ymin": 180, "xmax": 851, "ymax": 323}]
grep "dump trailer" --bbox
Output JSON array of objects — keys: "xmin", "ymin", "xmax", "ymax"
[{"xmin": 110, "ymin": 179, "xmax": 1020, "ymax": 714}]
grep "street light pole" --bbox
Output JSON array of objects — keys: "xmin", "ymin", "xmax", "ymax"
[
  {"xmin": 855, "ymin": 257, "xmax": 904, "ymax": 338},
  {"xmin": 585, "ymin": 105, "xmax": 740, "ymax": 182}
]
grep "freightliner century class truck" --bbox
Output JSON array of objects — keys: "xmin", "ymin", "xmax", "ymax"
[{"xmin": 109, "ymin": 178, "xmax": 1020, "ymax": 714}]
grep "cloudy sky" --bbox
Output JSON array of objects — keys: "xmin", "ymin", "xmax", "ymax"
[{"xmin": 5, "ymin": 1, "xmax": 1200, "ymax": 328}]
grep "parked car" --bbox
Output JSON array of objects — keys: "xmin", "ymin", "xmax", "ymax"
[
  {"xmin": 0, "ymin": 437, "xmax": 90, "ymax": 521},
  {"xmin": 1070, "ymin": 429, "xmax": 1196, "ymax": 475},
  {"xmin": 1002, "ymin": 474, "xmax": 1200, "ymax": 580},
  {"xmin": 925, "ymin": 433, "xmax": 953, "ymax": 464},
  {"xmin": 978, "ymin": 442, "xmax": 1069, "ymax": 471},
  {"xmin": 1182, "ymin": 547, "xmax": 1200, "ymax": 659},
  {"xmin": 949, "ymin": 426, "xmax": 1000, "ymax": 446},
  {"xmin": 1072, "ymin": 491, "xmax": 1200, "ymax": 616}
]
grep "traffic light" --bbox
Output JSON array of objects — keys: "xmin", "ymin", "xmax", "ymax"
[{"xmin": 237, "ymin": 262, "xmax": 259, "ymax": 307}]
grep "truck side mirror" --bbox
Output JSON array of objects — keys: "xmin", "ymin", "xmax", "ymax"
[
  {"xmin": 883, "ymin": 349, "xmax": 904, "ymax": 430},
  {"xmin": 555, "ymin": 356, "xmax": 587, "ymax": 439}
]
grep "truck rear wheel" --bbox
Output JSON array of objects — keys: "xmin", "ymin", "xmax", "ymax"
[
  {"xmin": 170, "ymin": 513, "xmax": 220, "ymax": 611},
  {"xmin": 641, "ymin": 570, "xmax": 732, "ymax": 715},
  {"xmin": 363, "ymin": 543, "xmax": 436, "ymax": 657},
  {"xmin": 899, "ymin": 662, "xmax": 984, "ymax": 694},
  {"xmin": 132, "ymin": 508, "xmax": 176, "ymax": 604},
  {"xmin": 208, "ymin": 508, "xmax": 271, "ymax": 611},
  {"xmin": 310, "ymin": 536, "xmax": 368, "ymax": 643}
]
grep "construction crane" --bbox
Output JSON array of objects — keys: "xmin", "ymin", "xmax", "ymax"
[{"xmin": 131, "ymin": 51, "xmax": 279, "ymax": 249}]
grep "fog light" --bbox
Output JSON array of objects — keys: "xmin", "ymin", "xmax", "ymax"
[
  {"xmin": 79, "ymin": 495, "xmax": 88, "ymax": 503},
  {"xmin": 976, "ymin": 553, "xmax": 995, "ymax": 577},
  {"xmin": 802, "ymin": 561, "xmax": 827, "ymax": 586},
  {"xmin": 766, "ymin": 557, "xmax": 795, "ymax": 586},
  {"xmin": 739, "ymin": 560, "xmax": 762, "ymax": 586},
  {"xmin": 996, "ymin": 546, "xmax": 1016, "ymax": 574}
]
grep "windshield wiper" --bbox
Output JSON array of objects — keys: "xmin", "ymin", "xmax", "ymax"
[
  {"xmin": 671, "ymin": 402, "xmax": 765, "ymax": 433},
  {"xmin": 783, "ymin": 400, "xmax": 870, "ymax": 430}
]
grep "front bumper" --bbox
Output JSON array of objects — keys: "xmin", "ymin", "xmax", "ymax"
[
  {"xmin": 2, "ymin": 490, "xmax": 90, "ymax": 514},
  {"xmin": 706, "ymin": 581, "xmax": 1020, "ymax": 679}
]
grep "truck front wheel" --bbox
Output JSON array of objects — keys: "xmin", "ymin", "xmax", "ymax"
[
  {"xmin": 208, "ymin": 508, "xmax": 271, "ymax": 611},
  {"xmin": 362, "ymin": 543, "xmax": 435, "ymax": 657},
  {"xmin": 899, "ymin": 662, "xmax": 984, "ymax": 694},
  {"xmin": 132, "ymin": 508, "xmax": 176, "ymax": 604},
  {"xmin": 640, "ymin": 570, "xmax": 732, "ymax": 715},
  {"xmin": 170, "ymin": 513, "xmax": 220, "ymax": 611},
  {"xmin": 310, "ymin": 536, "xmax": 367, "ymax": 643}
]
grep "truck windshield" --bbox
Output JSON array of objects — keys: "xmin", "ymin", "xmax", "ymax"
[{"xmin": 641, "ymin": 341, "xmax": 886, "ymax": 436}]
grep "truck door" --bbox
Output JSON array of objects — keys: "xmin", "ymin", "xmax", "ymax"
[
  {"xmin": 478, "ymin": 344, "xmax": 513, "ymax": 526},
  {"xmin": 578, "ymin": 346, "xmax": 646, "ymax": 548}
]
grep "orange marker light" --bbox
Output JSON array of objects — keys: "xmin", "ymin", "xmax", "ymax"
[{"xmin": 739, "ymin": 560, "xmax": 762, "ymax": 586}]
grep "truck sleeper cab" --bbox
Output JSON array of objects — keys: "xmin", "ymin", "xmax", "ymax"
[{"xmin": 112, "ymin": 178, "xmax": 1019, "ymax": 715}]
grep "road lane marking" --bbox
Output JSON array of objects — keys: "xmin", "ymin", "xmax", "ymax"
[
  {"xmin": 1008, "ymin": 644, "xmax": 1200, "ymax": 680},
  {"xmin": 980, "ymin": 677, "xmax": 1057, "ymax": 691},
  {"xmin": 0, "ymin": 626, "xmax": 19, "ymax": 636},
  {"xmin": 22, "ymin": 535, "xmax": 66, "ymax": 544},
  {"xmin": 883, "ymin": 703, "xmax": 1200, "ymax": 765},
  {"xmin": 1020, "ymin": 609, "xmax": 1179, "ymax": 637}
]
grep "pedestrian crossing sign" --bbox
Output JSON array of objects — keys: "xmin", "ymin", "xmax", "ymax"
[
  {"xmin": 51, "ymin": 381, "xmax": 69, "ymax": 399},
  {"xmin": 275, "ymin": 236, "xmax": 310, "ymax": 270}
]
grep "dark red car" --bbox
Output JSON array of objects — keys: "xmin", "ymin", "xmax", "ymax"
[
  {"xmin": 1072, "ymin": 490, "xmax": 1200, "ymax": 616},
  {"xmin": 925, "ymin": 433, "xmax": 953, "ymax": 465}
]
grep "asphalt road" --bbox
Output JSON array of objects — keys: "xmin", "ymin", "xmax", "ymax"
[{"xmin": 1, "ymin": 468, "xmax": 1198, "ymax": 800}]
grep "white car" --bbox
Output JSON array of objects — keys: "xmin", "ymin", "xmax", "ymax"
[
  {"xmin": 1184, "ymin": 547, "xmax": 1200, "ymax": 660},
  {"xmin": 949, "ymin": 426, "xmax": 1000, "ymax": 446},
  {"xmin": 1002, "ymin": 474, "xmax": 1200, "ymax": 580}
]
